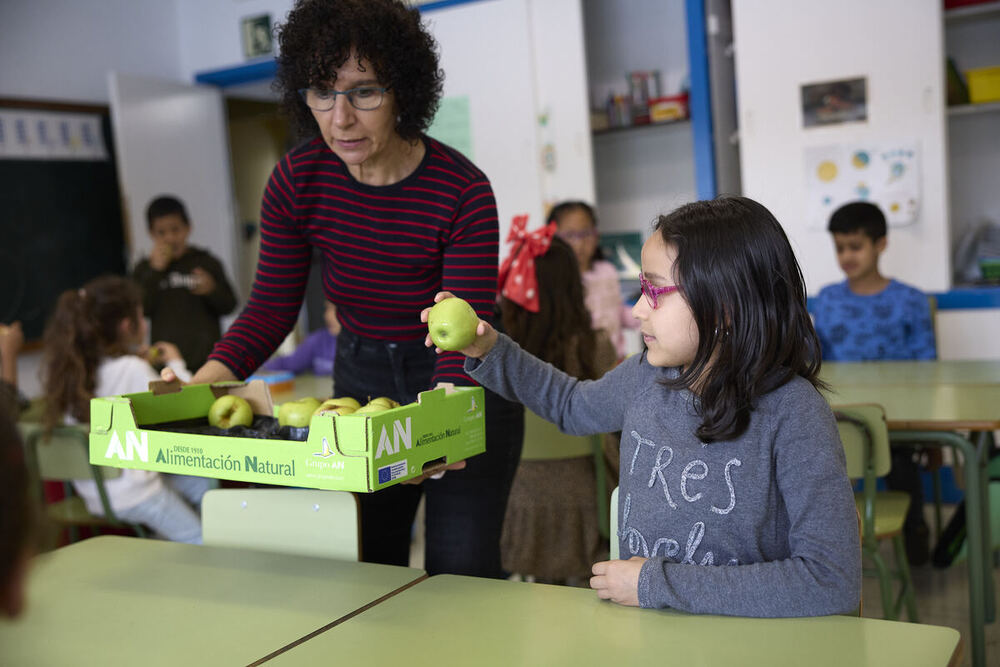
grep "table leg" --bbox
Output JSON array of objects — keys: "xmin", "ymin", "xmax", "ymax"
[
  {"xmin": 891, "ymin": 431, "xmax": 987, "ymax": 667},
  {"xmin": 975, "ymin": 430, "xmax": 995, "ymax": 623}
]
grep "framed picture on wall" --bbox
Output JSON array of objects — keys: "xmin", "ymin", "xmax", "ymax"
[
  {"xmin": 801, "ymin": 77, "xmax": 867, "ymax": 128},
  {"xmin": 241, "ymin": 14, "xmax": 273, "ymax": 60}
]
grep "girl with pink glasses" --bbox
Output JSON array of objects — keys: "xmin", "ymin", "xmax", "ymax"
[{"xmin": 422, "ymin": 196, "xmax": 860, "ymax": 618}]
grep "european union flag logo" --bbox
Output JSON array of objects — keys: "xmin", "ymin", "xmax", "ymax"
[{"xmin": 378, "ymin": 466, "xmax": 391, "ymax": 484}]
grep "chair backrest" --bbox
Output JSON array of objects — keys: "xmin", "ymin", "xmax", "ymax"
[
  {"xmin": 610, "ymin": 486, "xmax": 619, "ymax": 560},
  {"xmin": 201, "ymin": 488, "xmax": 360, "ymax": 561},
  {"xmin": 833, "ymin": 404, "xmax": 891, "ymax": 479},
  {"xmin": 521, "ymin": 410, "xmax": 594, "ymax": 460},
  {"xmin": 20, "ymin": 424, "xmax": 121, "ymax": 482}
]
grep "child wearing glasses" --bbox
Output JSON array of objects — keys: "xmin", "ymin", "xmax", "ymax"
[
  {"xmin": 422, "ymin": 197, "xmax": 861, "ymax": 616},
  {"xmin": 550, "ymin": 202, "xmax": 639, "ymax": 360}
]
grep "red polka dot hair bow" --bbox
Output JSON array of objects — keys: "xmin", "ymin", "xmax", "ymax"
[{"xmin": 498, "ymin": 214, "xmax": 557, "ymax": 313}]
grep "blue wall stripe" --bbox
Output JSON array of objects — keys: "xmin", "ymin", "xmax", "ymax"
[
  {"xmin": 685, "ymin": 0, "xmax": 716, "ymax": 200},
  {"xmin": 194, "ymin": 60, "xmax": 277, "ymax": 87}
]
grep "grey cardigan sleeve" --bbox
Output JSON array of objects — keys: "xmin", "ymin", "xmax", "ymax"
[{"xmin": 465, "ymin": 333, "xmax": 637, "ymax": 437}]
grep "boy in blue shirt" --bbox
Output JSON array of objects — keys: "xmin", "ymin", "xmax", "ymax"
[
  {"xmin": 812, "ymin": 202, "xmax": 936, "ymax": 360},
  {"xmin": 812, "ymin": 201, "xmax": 935, "ymax": 565}
]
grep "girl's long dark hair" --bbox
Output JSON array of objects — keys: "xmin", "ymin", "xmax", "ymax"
[
  {"xmin": 657, "ymin": 196, "xmax": 824, "ymax": 442},
  {"xmin": 501, "ymin": 237, "xmax": 599, "ymax": 379},
  {"xmin": 42, "ymin": 275, "xmax": 141, "ymax": 430}
]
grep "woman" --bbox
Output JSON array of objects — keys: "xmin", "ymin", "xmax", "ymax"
[{"xmin": 177, "ymin": 0, "xmax": 523, "ymax": 576}]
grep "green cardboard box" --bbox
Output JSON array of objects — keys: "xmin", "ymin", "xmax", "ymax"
[{"xmin": 89, "ymin": 380, "xmax": 486, "ymax": 492}]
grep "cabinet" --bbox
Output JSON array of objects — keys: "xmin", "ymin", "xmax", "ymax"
[{"xmin": 944, "ymin": 0, "xmax": 1000, "ymax": 280}]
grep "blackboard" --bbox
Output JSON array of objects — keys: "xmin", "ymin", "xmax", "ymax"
[{"xmin": 0, "ymin": 103, "xmax": 126, "ymax": 341}]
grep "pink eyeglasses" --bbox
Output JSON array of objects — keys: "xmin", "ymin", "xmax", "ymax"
[{"xmin": 639, "ymin": 274, "xmax": 682, "ymax": 309}]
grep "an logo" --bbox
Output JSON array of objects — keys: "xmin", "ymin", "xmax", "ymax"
[
  {"xmin": 104, "ymin": 431, "xmax": 149, "ymax": 462},
  {"xmin": 375, "ymin": 417, "xmax": 412, "ymax": 460}
]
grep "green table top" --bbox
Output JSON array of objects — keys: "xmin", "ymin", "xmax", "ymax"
[
  {"xmin": 822, "ymin": 383, "xmax": 1000, "ymax": 430},
  {"xmin": 265, "ymin": 575, "xmax": 962, "ymax": 667},
  {"xmin": 0, "ymin": 536, "xmax": 425, "ymax": 666},
  {"xmin": 821, "ymin": 360, "xmax": 1000, "ymax": 387}
]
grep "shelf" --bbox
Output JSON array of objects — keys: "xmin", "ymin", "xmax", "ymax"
[
  {"xmin": 944, "ymin": 0, "xmax": 1000, "ymax": 22},
  {"xmin": 591, "ymin": 118, "xmax": 690, "ymax": 137},
  {"xmin": 947, "ymin": 101, "xmax": 1000, "ymax": 116}
]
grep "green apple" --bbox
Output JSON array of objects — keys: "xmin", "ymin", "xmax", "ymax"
[
  {"xmin": 322, "ymin": 396, "xmax": 361, "ymax": 411},
  {"xmin": 354, "ymin": 403, "xmax": 388, "ymax": 415},
  {"xmin": 207, "ymin": 395, "xmax": 254, "ymax": 428},
  {"xmin": 278, "ymin": 397, "xmax": 322, "ymax": 427},
  {"xmin": 427, "ymin": 297, "xmax": 479, "ymax": 351},
  {"xmin": 313, "ymin": 398, "xmax": 358, "ymax": 417}
]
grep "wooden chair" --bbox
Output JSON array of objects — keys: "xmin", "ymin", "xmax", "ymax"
[
  {"xmin": 201, "ymin": 488, "xmax": 360, "ymax": 560},
  {"xmin": 522, "ymin": 410, "xmax": 610, "ymax": 539},
  {"xmin": 835, "ymin": 404, "xmax": 919, "ymax": 622},
  {"xmin": 19, "ymin": 422, "xmax": 147, "ymax": 546}
]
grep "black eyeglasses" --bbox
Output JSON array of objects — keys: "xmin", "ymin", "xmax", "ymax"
[{"xmin": 298, "ymin": 86, "xmax": 387, "ymax": 111}]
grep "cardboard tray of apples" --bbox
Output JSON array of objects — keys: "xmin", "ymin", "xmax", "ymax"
[{"xmin": 89, "ymin": 377, "xmax": 486, "ymax": 492}]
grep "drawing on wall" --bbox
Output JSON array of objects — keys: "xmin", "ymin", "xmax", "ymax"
[
  {"xmin": 427, "ymin": 96, "xmax": 474, "ymax": 160},
  {"xmin": 0, "ymin": 110, "xmax": 107, "ymax": 160},
  {"xmin": 801, "ymin": 77, "xmax": 867, "ymax": 128},
  {"xmin": 241, "ymin": 14, "xmax": 273, "ymax": 59},
  {"xmin": 805, "ymin": 142, "xmax": 921, "ymax": 228}
]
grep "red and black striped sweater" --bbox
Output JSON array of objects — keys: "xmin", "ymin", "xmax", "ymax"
[{"xmin": 209, "ymin": 135, "xmax": 499, "ymax": 386}]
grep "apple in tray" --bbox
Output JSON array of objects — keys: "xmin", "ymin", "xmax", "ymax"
[
  {"xmin": 207, "ymin": 395, "xmax": 255, "ymax": 429},
  {"xmin": 277, "ymin": 397, "xmax": 322, "ymax": 427}
]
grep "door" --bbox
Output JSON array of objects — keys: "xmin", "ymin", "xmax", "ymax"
[{"xmin": 107, "ymin": 72, "xmax": 240, "ymax": 306}]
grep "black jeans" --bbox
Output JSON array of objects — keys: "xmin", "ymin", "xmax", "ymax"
[{"xmin": 333, "ymin": 328, "xmax": 524, "ymax": 577}]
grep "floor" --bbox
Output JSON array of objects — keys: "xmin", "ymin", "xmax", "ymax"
[{"xmin": 409, "ymin": 499, "xmax": 998, "ymax": 666}]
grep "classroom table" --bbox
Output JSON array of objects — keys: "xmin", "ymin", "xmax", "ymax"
[
  {"xmin": 263, "ymin": 575, "xmax": 963, "ymax": 667},
  {"xmin": 821, "ymin": 359, "xmax": 1000, "ymax": 387},
  {"xmin": 0, "ymin": 536, "xmax": 425, "ymax": 666},
  {"xmin": 822, "ymin": 373, "xmax": 1000, "ymax": 667},
  {"xmin": 269, "ymin": 373, "xmax": 334, "ymax": 402}
]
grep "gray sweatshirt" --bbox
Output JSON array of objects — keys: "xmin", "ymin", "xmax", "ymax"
[{"xmin": 467, "ymin": 334, "xmax": 861, "ymax": 616}]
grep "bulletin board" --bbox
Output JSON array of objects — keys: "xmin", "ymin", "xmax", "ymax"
[{"xmin": 0, "ymin": 100, "xmax": 126, "ymax": 340}]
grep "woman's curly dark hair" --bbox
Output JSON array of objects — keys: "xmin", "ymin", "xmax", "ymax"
[{"xmin": 274, "ymin": 0, "xmax": 444, "ymax": 142}]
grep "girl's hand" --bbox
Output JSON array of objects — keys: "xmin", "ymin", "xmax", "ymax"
[
  {"xmin": 590, "ymin": 557, "xmax": 646, "ymax": 606},
  {"xmin": 151, "ymin": 341, "xmax": 183, "ymax": 363},
  {"xmin": 419, "ymin": 291, "xmax": 498, "ymax": 359}
]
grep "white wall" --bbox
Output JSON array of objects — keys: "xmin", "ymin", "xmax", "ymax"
[
  {"xmin": 583, "ymin": 0, "xmax": 696, "ymax": 235},
  {"xmin": 176, "ymin": 0, "xmax": 295, "ymax": 81},
  {"xmin": 0, "ymin": 0, "xmax": 183, "ymax": 103},
  {"xmin": 732, "ymin": 0, "xmax": 950, "ymax": 295}
]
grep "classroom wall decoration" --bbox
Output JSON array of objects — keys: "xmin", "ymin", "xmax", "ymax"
[
  {"xmin": 0, "ymin": 110, "xmax": 108, "ymax": 160},
  {"xmin": 804, "ymin": 141, "xmax": 921, "ymax": 229},
  {"xmin": 426, "ymin": 95, "xmax": 474, "ymax": 161},
  {"xmin": 800, "ymin": 77, "xmax": 867, "ymax": 128}
]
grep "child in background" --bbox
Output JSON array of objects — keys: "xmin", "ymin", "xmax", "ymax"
[
  {"xmin": 0, "ymin": 321, "xmax": 27, "ymax": 415},
  {"xmin": 550, "ymin": 202, "xmax": 639, "ymax": 359},
  {"xmin": 424, "ymin": 197, "xmax": 861, "ymax": 616},
  {"xmin": 132, "ymin": 195, "xmax": 238, "ymax": 371},
  {"xmin": 811, "ymin": 201, "xmax": 935, "ymax": 564},
  {"xmin": 497, "ymin": 228, "xmax": 616, "ymax": 583},
  {"xmin": 0, "ymin": 402, "xmax": 35, "ymax": 618},
  {"xmin": 42, "ymin": 275, "xmax": 214, "ymax": 544},
  {"xmin": 811, "ymin": 201, "xmax": 935, "ymax": 361},
  {"xmin": 262, "ymin": 301, "xmax": 340, "ymax": 376}
]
